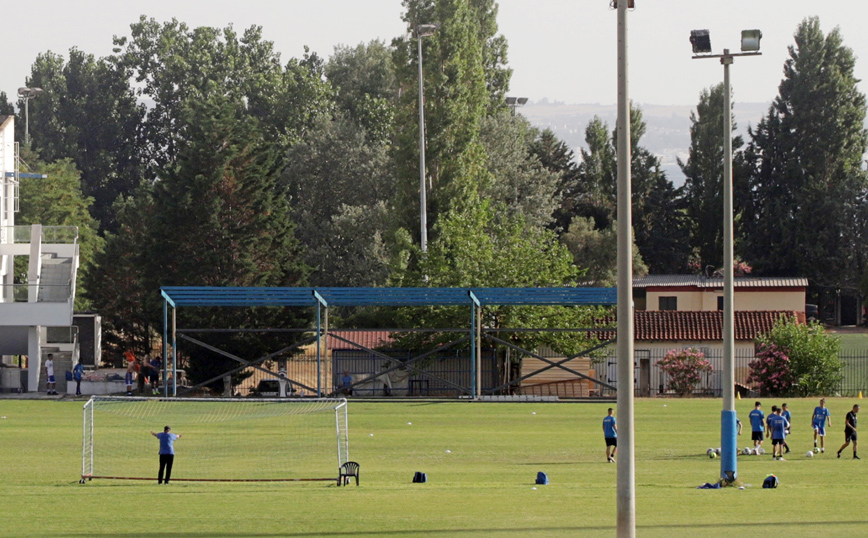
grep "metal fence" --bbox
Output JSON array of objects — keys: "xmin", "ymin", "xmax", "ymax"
[{"xmin": 593, "ymin": 347, "xmax": 868, "ymax": 398}]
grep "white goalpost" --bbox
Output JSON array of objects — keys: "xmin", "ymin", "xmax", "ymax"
[{"xmin": 81, "ymin": 396, "xmax": 349, "ymax": 483}]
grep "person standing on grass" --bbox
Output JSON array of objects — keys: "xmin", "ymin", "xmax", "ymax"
[
  {"xmin": 44, "ymin": 353, "xmax": 56, "ymax": 395},
  {"xmin": 749, "ymin": 401, "xmax": 765, "ymax": 449},
  {"xmin": 768, "ymin": 407, "xmax": 789, "ymax": 461},
  {"xmin": 603, "ymin": 408, "xmax": 617, "ymax": 463},
  {"xmin": 781, "ymin": 403, "xmax": 792, "ymax": 454},
  {"xmin": 837, "ymin": 404, "xmax": 860, "ymax": 460},
  {"xmin": 125, "ymin": 351, "xmax": 139, "ymax": 396},
  {"xmin": 73, "ymin": 360, "xmax": 84, "ymax": 396},
  {"xmin": 149, "ymin": 355, "xmax": 162, "ymax": 395},
  {"xmin": 812, "ymin": 398, "xmax": 832, "ymax": 453},
  {"xmin": 151, "ymin": 426, "xmax": 183, "ymax": 484}
]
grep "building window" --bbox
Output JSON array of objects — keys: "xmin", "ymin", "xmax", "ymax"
[
  {"xmin": 717, "ymin": 296, "xmax": 724, "ymax": 311},
  {"xmin": 659, "ymin": 297, "xmax": 677, "ymax": 311}
]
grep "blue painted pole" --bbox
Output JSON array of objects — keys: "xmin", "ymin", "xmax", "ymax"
[{"xmin": 720, "ymin": 410, "xmax": 738, "ymax": 481}]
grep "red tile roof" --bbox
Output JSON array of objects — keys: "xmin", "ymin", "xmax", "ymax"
[
  {"xmin": 634, "ymin": 310, "xmax": 802, "ymax": 341},
  {"xmin": 327, "ymin": 330, "xmax": 395, "ymax": 350},
  {"xmin": 594, "ymin": 311, "xmax": 803, "ymax": 342}
]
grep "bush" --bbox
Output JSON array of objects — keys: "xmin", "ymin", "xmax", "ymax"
[
  {"xmin": 656, "ymin": 348, "xmax": 713, "ymax": 396},
  {"xmin": 754, "ymin": 317, "xmax": 843, "ymax": 397},
  {"xmin": 746, "ymin": 343, "xmax": 797, "ymax": 396}
]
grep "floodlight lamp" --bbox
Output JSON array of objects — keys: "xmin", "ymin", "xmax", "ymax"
[
  {"xmin": 517, "ymin": 97, "xmax": 529, "ymax": 105},
  {"xmin": 690, "ymin": 30, "xmax": 712, "ymax": 54},
  {"xmin": 417, "ymin": 23, "xmax": 439, "ymax": 38},
  {"xmin": 741, "ymin": 29, "xmax": 762, "ymax": 52},
  {"xmin": 505, "ymin": 97, "xmax": 517, "ymax": 106}
]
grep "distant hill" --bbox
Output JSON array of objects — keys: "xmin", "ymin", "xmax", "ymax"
[{"xmin": 519, "ymin": 100, "xmax": 771, "ymax": 186}]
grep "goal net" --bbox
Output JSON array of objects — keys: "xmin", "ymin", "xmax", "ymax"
[{"xmin": 81, "ymin": 396, "xmax": 348, "ymax": 482}]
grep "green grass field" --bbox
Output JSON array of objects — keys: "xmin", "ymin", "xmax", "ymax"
[{"xmin": 2, "ymin": 397, "xmax": 866, "ymax": 537}]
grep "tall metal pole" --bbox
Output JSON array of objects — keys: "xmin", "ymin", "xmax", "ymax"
[
  {"xmin": 719, "ymin": 50, "xmax": 738, "ymax": 483},
  {"xmin": 616, "ymin": 1, "xmax": 636, "ymax": 536},
  {"xmin": 417, "ymin": 28, "xmax": 429, "ymax": 254},
  {"xmin": 23, "ymin": 97, "xmax": 30, "ymax": 147}
]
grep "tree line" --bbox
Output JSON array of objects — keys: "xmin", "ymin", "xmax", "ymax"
[{"xmin": 2, "ymin": 4, "xmax": 866, "ymax": 381}]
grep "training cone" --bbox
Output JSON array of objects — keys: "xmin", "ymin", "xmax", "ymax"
[
  {"xmin": 859, "ymin": 391, "xmax": 863, "ymax": 399},
  {"xmin": 737, "ymin": 392, "xmax": 741, "ymax": 400}
]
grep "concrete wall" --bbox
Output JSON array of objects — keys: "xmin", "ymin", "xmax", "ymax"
[{"xmin": 646, "ymin": 289, "xmax": 805, "ymax": 312}]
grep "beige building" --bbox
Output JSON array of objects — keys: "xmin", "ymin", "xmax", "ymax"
[{"xmin": 633, "ymin": 275, "xmax": 807, "ymax": 314}]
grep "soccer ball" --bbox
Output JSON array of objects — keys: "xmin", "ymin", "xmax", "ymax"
[
  {"xmin": 806, "ymin": 450, "xmax": 814, "ymax": 458},
  {"xmin": 714, "ymin": 448, "xmax": 722, "ymax": 455},
  {"xmin": 742, "ymin": 447, "xmax": 752, "ymax": 455},
  {"xmin": 813, "ymin": 447, "xmax": 820, "ymax": 454},
  {"xmin": 756, "ymin": 446, "xmax": 766, "ymax": 455},
  {"xmin": 709, "ymin": 451, "xmax": 717, "ymax": 459},
  {"xmin": 706, "ymin": 448, "xmax": 715, "ymax": 457}
]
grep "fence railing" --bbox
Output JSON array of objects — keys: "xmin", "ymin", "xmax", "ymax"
[{"xmin": 594, "ymin": 347, "xmax": 868, "ymax": 398}]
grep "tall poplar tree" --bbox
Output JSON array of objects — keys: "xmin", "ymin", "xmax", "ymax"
[{"xmin": 742, "ymin": 17, "xmax": 868, "ymax": 290}]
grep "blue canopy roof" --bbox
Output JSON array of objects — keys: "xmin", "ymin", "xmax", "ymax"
[{"xmin": 160, "ymin": 286, "xmax": 617, "ymax": 308}]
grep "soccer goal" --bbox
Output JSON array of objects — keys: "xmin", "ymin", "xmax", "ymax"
[{"xmin": 81, "ymin": 396, "xmax": 348, "ymax": 483}]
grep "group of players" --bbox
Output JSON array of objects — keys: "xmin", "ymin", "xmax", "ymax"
[
  {"xmin": 748, "ymin": 398, "xmax": 860, "ymax": 460},
  {"xmin": 124, "ymin": 351, "xmax": 162, "ymax": 396},
  {"xmin": 602, "ymin": 399, "xmax": 860, "ymax": 463}
]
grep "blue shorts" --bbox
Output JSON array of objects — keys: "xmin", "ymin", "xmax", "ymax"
[
  {"xmin": 125, "ymin": 372, "xmax": 133, "ymax": 385},
  {"xmin": 47, "ymin": 375, "xmax": 56, "ymax": 383},
  {"xmin": 813, "ymin": 423, "xmax": 826, "ymax": 436}
]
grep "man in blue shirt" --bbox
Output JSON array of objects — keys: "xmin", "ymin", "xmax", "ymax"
[
  {"xmin": 151, "ymin": 426, "xmax": 183, "ymax": 484},
  {"xmin": 768, "ymin": 407, "xmax": 790, "ymax": 460},
  {"xmin": 603, "ymin": 408, "xmax": 617, "ymax": 463},
  {"xmin": 812, "ymin": 398, "xmax": 832, "ymax": 453},
  {"xmin": 749, "ymin": 401, "xmax": 765, "ymax": 449},
  {"xmin": 781, "ymin": 403, "xmax": 792, "ymax": 454}
]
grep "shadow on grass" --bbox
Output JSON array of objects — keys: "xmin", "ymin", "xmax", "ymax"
[{"xmin": 64, "ymin": 521, "xmax": 868, "ymax": 537}]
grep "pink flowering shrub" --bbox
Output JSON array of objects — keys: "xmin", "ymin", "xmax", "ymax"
[
  {"xmin": 656, "ymin": 348, "xmax": 713, "ymax": 396},
  {"xmin": 746, "ymin": 343, "xmax": 797, "ymax": 396}
]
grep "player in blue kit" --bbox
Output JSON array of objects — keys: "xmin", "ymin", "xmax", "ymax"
[
  {"xmin": 749, "ymin": 401, "xmax": 765, "ymax": 449},
  {"xmin": 781, "ymin": 403, "xmax": 792, "ymax": 454},
  {"xmin": 603, "ymin": 408, "xmax": 617, "ymax": 463},
  {"xmin": 813, "ymin": 398, "xmax": 832, "ymax": 453},
  {"xmin": 767, "ymin": 407, "xmax": 790, "ymax": 460}
]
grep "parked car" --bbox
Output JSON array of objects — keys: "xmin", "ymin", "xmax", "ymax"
[
  {"xmin": 248, "ymin": 378, "xmax": 296, "ymax": 397},
  {"xmin": 806, "ymin": 304, "xmax": 819, "ymax": 321}
]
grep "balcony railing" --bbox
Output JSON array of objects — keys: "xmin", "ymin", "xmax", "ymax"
[
  {"xmin": 0, "ymin": 282, "xmax": 72, "ymax": 303},
  {"xmin": 0, "ymin": 226, "xmax": 79, "ymax": 244}
]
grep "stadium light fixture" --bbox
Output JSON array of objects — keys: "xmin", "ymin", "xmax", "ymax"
[
  {"xmin": 506, "ymin": 96, "xmax": 528, "ymax": 115},
  {"xmin": 690, "ymin": 30, "xmax": 712, "ymax": 54},
  {"xmin": 740, "ymin": 29, "xmax": 762, "ymax": 52},
  {"xmin": 691, "ymin": 30, "xmax": 762, "ymax": 486},
  {"xmin": 17, "ymin": 86, "xmax": 43, "ymax": 147}
]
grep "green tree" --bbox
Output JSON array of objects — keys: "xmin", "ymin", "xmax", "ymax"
[
  {"xmin": 755, "ymin": 316, "xmax": 843, "ymax": 396},
  {"xmin": 0, "ymin": 92, "xmax": 14, "ymax": 116},
  {"xmin": 560, "ymin": 217, "xmax": 647, "ymax": 286},
  {"xmin": 530, "ymin": 128, "xmax": 580, "ymax": 232},
  {"xmin": 391, "ymin": 0, "xmax": 500, "ymax": 243},
  {"xmin": 680, "ymin": 83, "xmax": 748, "ymax": 270},
  {"xmin": 742, "ymin": 18, "xmax": 868, "ymax": 290},
  {"xmin": 478, "ymin": 112, "xmax": 560, "ymax": 229},
  {"xmin": 325, "ymin": 40, "xmax": 397, "ymax": 143},
  {"xmin": 114, "ymin": 17, "xmax": 333, "ymax": 172},
  {"xmin": 17, "ymin": 154, "xmax": 104, "ymax": 311},
  {"xmin": 23, "ymin": 49, "xmax": 145, "ymax": 233},
  {"xmin": 145, "ymin": 93, "xmax": 308, "ymax": 385},
  {"xmin": 282, "ymin": 115, "xmax": 395, "ymax": 287}
]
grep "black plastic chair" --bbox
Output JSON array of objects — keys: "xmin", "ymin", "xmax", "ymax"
[{"xmin": 338, "ymin": 461, "xmax": 360, "ymax": 486}]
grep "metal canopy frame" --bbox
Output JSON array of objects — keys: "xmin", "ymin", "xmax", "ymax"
[{"xmin": 160, "ymin": 286, "xmax": 617, "ymax": 397}]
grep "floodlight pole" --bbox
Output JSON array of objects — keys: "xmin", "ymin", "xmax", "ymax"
[
  {"xmin": 615, "ymin": 1, "xmax": 635, "ymax": 536},
  {"xmin": 692, "ymin": 45, "xmax": 760, "ymax": 484},
  {"xmin": 417, "ymin": 24, "xmax": 438, "ymax": 254}
]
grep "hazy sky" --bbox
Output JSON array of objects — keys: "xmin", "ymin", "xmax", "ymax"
[{"xmin": 3, "ymin": 1, "xmax": 866, "ymax": 108}]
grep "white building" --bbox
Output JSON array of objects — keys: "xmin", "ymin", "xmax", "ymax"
[{"xmin": 0, "ymin": 115, "xmax": 80, "ymax": 392}]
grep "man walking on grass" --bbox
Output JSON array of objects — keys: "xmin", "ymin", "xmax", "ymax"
[
  {"xmin": 837, "ymin": 405, "xmax": 860, "ymax": 460},
  {"xmin": 603, "ymin": 408, "xmax": 617, "ymax": 463},
  {"xmin": 813, "ymin": 398, "xmax": 831, "ymax": 453}
]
